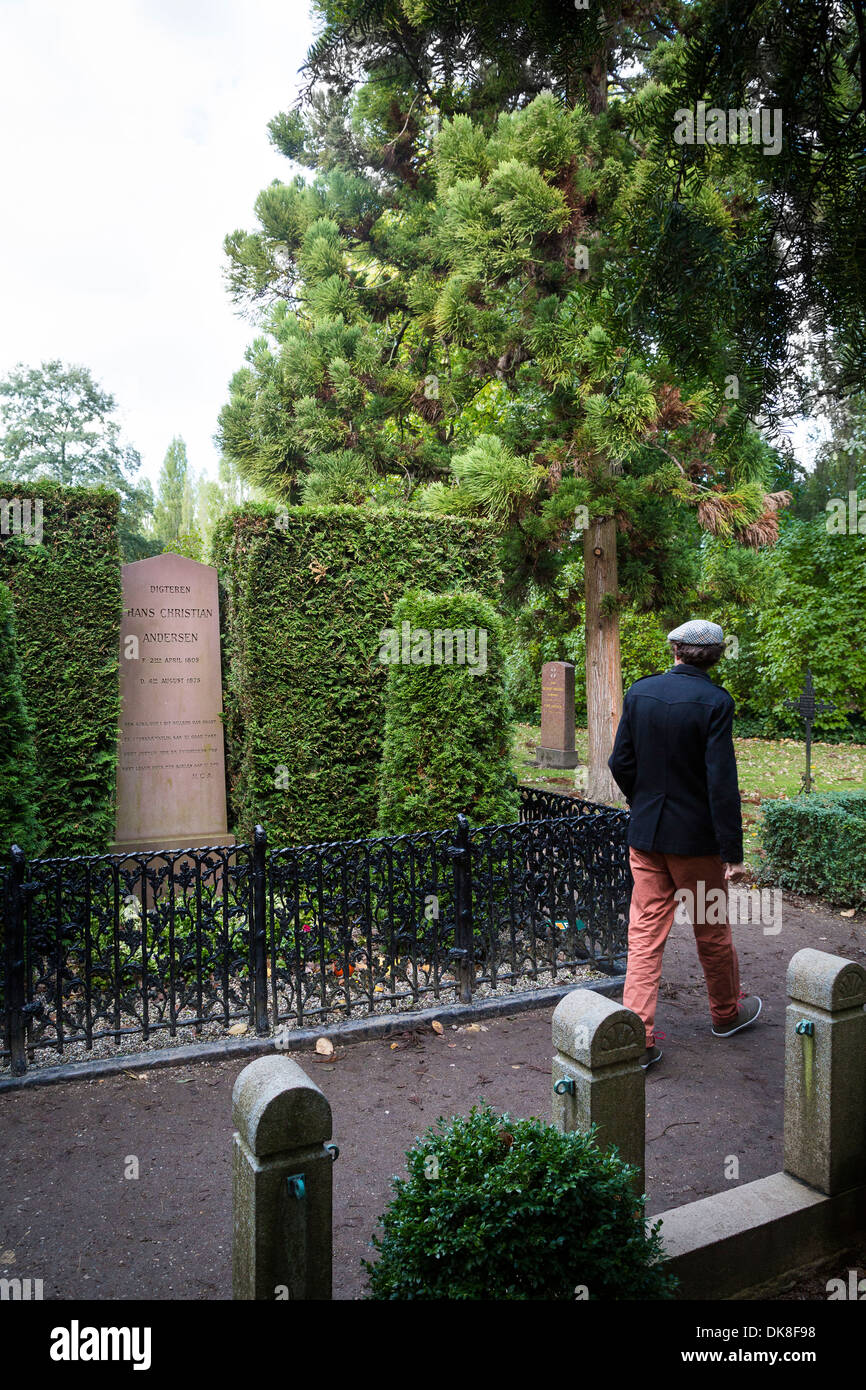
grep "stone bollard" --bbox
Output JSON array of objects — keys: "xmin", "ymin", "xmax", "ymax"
[
  {"xmin": 552, "ymin": 989, "xmax": 646, "ymax": 1193},
  {"xmin": 784, "ymin": 947, "xmax": 866, "ymax": 1196},
  {"xmin": 232, "ymin": 1056, "xmax": 335, "ymax": 1300}
]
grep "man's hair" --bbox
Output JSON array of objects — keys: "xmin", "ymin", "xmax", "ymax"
[{"xmin": 671, "ymin": 641, "xmax": 725, "ymax": 669}]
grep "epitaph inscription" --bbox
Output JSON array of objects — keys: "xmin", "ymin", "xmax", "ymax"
[
  {"xmin": 115, "ymin": 553, "xmax": 230, "ymax": 851},
  {"xmin": 536, "ymin": 660, "xmax": 580, "ymax": 770}
]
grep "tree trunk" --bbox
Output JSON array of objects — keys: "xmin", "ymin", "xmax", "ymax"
[{"xmin": 583, "ymin": 515, "xmax": 624, "ymax": 806}]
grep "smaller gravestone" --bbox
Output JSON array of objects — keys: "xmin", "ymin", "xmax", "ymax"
[{"xmin": 536, "ymin": 661, "xmax": 579, "ymax": 769}]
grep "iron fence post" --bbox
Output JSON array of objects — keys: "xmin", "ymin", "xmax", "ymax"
[
  {"xmin": 3, "ymin": 846, "xmax": 28, "ymax": 1076},
  {"xmin": 451, "ymin": 813, "xmax": 475, "ymax": 1005},
  {"xmin": 252, "ymin": 824, "xmax": 269, "ymax": 1034}
]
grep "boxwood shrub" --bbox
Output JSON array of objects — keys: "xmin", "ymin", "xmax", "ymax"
[
  {"xmin": 759, "ymin": 792, "xmax": 866, "ymax": 906},
  {"xmin": 364, "ymin": 1104, "xmax": 677, "ymax": 1300},
  {"xmin": 212, "ymin": 505, "xmax": 500, "ymax": 845},
  {"xmin": 0, "ymin": 482, "xmax": 121, "ymax": 854},
  {"xmin": 377, "ymin": 589, "xmax": 519, "ymax": 834},
  {"xmin": 0, "ymin": 580, "xmax": 41, "ymax": 855}
]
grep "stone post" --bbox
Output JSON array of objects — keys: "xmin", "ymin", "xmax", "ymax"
[
  {"xmin": 784, "ymin": 947, "xmax": 866, "ymax": 1196},
  {"xmin": 552, "ymin": 989, "xmax": 646, "ymax": 1193},
  {"xmin": 232, "ymin": 1056, "xmax": 334, "ymax": 1300}
]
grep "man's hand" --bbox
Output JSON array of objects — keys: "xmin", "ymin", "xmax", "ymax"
[{"xmin": 723, "ymin": 862, "xmax": 749, "ymax": 883}]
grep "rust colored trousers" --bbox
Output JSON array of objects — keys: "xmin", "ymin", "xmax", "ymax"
[{"xmin": 624, "ymin": 848, "xmax": 741, "ymax": 1046}]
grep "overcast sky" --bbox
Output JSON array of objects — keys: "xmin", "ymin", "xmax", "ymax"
[
  {"xmin": 0, "ymin": 1, "xmax": 824, "ymax": 493},
  {"xmin": 0, "ymin": 0, "xmax": 315, "ymax": 490}
]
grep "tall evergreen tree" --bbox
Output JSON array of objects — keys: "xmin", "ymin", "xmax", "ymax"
[
  {"xmin": 222, "ymin": 78, "xmax": 790, "ymax": 800},
  {"xmin": 152, "ymin": 436, "xmax": 190, "ymax": 547}
]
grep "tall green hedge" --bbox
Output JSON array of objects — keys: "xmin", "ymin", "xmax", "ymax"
[
  {"xmin": 0, "ymin": 580, "xmax": 41, "ymax": 855},
  {"xmin": 0, "ymin": 482, "xmax": 121, "ymax": 855},
  {"xmin": 377, "ymin": 589, "xmax": 519, "ymax": 833},
  {"xmin": 760, "ymin": 791, "xmax": 866, "ymax": 906},
  {"xmin": 212, "ymin": 505, "xmax": 501, "ymax": 844}
]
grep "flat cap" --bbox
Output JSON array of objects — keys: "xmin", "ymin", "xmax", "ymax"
[{"xmin": 667, "ymin": 619, "xmax": 724, "ymax": 646}]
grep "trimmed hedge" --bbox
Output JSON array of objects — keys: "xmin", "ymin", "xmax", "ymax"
[
  {"xmin": 364, "ymin": 1104, "xmax": 677, "ymax": 1300},
  {"xmin": 377, "ymin": 589, "xmax": 519, "ymax": 833},
  {"xmin": 760, "ymin": 792, "xmax": 866, "ymax": 906},
  {"xmin": 0, "ymin": 482, "xmax": 121, "ymax": 855},
  {"xmin": 212, "ymin": 504, "xmax": 501, "ymax": 844},
  {"xmin": 0, "ymin": 580, "xmax": 41, "ymax": 855}
]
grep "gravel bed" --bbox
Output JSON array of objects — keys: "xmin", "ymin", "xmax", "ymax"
[{"xmin": 0, "ymin": 962, "xmax": 604, "ymax": 1076}]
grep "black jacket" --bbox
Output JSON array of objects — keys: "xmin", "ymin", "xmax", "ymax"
[{"xmin": 608, "ymin": 664, "xmax": 743, "ymax": 863}]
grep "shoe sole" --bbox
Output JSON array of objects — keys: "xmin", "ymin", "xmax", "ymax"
[{"xmin": 712, "ymin": 997, "xmax": 763, "ymax": 1037}]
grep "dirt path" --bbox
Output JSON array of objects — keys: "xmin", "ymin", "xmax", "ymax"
[{"xmin": 1, "ymin": 892, "xmax": 863, "ymax": 1300}]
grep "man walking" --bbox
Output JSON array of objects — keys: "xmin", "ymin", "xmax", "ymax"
[{"xmin": 608, "ymin": 619, "xmax": 762, "ymax": 1069}]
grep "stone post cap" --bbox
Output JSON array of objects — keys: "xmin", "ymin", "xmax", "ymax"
[
  {"xmin": 552, "ymin": 988, "xmax": 645, "ymax": 1066},
  {"xmin": 786, "ymin": 948, "xmax": 866, "ymax": 1012},
  {"xmin": 232, "ymin": 1056, "xmax": 332, "ymax": 1156}
]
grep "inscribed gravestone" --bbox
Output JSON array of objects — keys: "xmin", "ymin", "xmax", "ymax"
[
  {"xmin": 114, "ymin": 553, "xmax": 231, "ymax": 851},
  {"xmin": 536, "ymin": 660, "xmax": 579, "ymax": 769}
]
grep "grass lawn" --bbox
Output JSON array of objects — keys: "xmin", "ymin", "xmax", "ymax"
[{"xmin": 513, "ymin": 723, "xmax": 866, "ymax": 869}]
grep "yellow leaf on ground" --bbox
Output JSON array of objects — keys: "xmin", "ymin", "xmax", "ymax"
[
  {"xmin": 315, "ymin": 1036, "xmax": 334, "ymax": 1055},
  {"xmin": 431, "ymin": 1020, "xmax": 444, "ymax": 1035},
  {"xmin": 228, "ymin": 1022, "xmax": 248, "ymax": 1036},
  {"xmin": 390, "ymin": 1042, "xmax": 399, "ymax": 1050},
  {"xmin": 840, "ymin": 908, "xmax": 856, "ymax": 917}
]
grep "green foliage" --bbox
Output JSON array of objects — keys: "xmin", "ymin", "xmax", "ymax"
[
  {"xmin": 759, "ymin": 793, "xmax": 866, "ymax": 906},
  {"xmin": 377, "ymin": 590, "xmax": 519, "ymax": 833},
  {"xmin": 212, "ymin": 504, "xmax": 501, "ymax": 844},
  {"xmin": 364, "ymin": 1104, "xmax": 677, "ymax": 1300},
  {"xmin": 0, "ymin": 581, "xmax": 41, "ymax": 855},
  {"xmin": 152, "ymin": 436, "xmax": 191, "ymax": 546},
  {"xmin": 0, "ymin": 482, "xmax": 121, "ymax": 854},
  {"xmin": 747, "ymin": 518, "xmax": 866, "ymax": 729},
  {"xmin": 0, "ymin": 361, "xmax": 154, "ymax": 561}
]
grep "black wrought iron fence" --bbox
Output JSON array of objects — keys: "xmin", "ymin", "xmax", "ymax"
[{"xmin": 1, "ymin": 788, "xmax": 630, "ymax": 1076}]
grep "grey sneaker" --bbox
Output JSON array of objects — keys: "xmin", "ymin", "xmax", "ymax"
[
  {"xmin": 712, "ymin": 995, "xmax": 762, "ymax": 1037},
  {"xmin": 641, "ymin": 1044, "xmax": 663, "ymax": 1069}
]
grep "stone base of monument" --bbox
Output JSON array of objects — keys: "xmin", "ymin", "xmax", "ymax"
[
  {"xmin": 112, "ymin": 834, "xmax": 237, "ymax": 855},
  {"xmin": 534, "ymin": 747, "xmax": 580, "ymax": 769}
]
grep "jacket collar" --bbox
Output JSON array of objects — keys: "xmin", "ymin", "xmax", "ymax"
[{"xmin": 669, "ymin": 663, "xmax": 714, "ymax": 682}]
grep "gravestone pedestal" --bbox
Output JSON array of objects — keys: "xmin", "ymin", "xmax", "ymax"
[{"xmin": 535, "ymin": 660, "xmax": 580, "ymax": 769}]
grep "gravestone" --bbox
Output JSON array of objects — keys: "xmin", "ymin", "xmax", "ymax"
[
  {"xmin": 114, "ymin": 553, "xmax": 232, "ymax": 852},
  {"xmin": 536, "ymin": 660, "xmax": 580, "ymax": 769}
]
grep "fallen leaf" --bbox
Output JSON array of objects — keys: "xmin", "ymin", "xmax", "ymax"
[
  {"xmin": 840, "ymin": 909, "xmax": 856, "ymax": 918},
  {"xmin": 315, "ymin": 1037, "xmax": 334, "ymax": 1056},
  {"xmin": 431, "ymin": 1020, "xmax": 444, "ymax": 1035},
  {"xmin": 228, "ymin": 1022, "xmax": 248, "ymax": 1036},
  {"xmin": 390, "ymin": 1042, "xmax": 400, "ymax": 1050}
]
